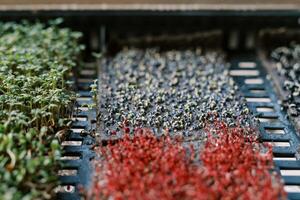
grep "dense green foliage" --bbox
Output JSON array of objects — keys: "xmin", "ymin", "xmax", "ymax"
[{"xmin": 0, "ymin": 19, "xmax": 84, "ymax": 199}]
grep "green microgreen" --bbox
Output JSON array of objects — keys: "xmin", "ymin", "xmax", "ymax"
[{"xmin": 0, "ymin": 19, "xmax": 83, "ymax": 199}]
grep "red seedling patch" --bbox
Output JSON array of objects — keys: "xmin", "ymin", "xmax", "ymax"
[
  {"xmin": 89, "ymin": 122, "xmax": 286, "ymax": 200},
  {"xmin": 202, "ymin": 121, "xmax": 286, "ymax": 200},
  {"xmin": 89, "ymin": 128, "xmax": 216, "ymax": 200}
]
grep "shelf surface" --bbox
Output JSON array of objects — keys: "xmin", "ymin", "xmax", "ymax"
[{"xmin": 0, "ymin": 0, "xmax": 299, "ymax": 11}]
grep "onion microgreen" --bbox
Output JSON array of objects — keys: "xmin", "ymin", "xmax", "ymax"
[{"xmin": 0, "ymin": 19, "xmax": 84, "ymax": 199}]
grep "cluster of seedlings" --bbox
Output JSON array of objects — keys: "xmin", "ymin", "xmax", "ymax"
[
  {"xmin": 91, "ymin": 44, "xmax": 285, "ymax": 199},
  {"xmin": 89, "ymin": 122, "xmax": 285, "ymax": 200},
  {"xmin": 99, "ymin": 48, "xmax": 254, "ymax": 140},
  {"xmin": 0, "ymin": 19, "xmax": 83, "ymax": 199},
  {"xmin": 271, "ymin": 44, "xmax": 300, "ymax": 131}
]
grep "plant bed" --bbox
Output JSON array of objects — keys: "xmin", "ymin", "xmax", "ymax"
[
  {"xmin": 98, "ymin": 47, "xmax": 255, "ymax": 142},
  {"xmin": 259, "ymin": 29, "xmax": 300, "ymax": 135},
  {"xmin": 265, "ymin": 50, "xmax": 300, "ymax": 133},
  {"xmin": 88, "ymin": 122, "xmax": 286, "ymax": 200},
  {"xmin": 270, "ymin": 44, "xmax": 300, "ymax": 133},
  {"xmin": 0, "ymin": 19, "xmax": 84, "ymax": 199}
]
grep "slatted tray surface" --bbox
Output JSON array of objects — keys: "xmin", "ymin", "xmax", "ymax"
[
  {"xmin": 56, "ymin": 63, "xmax": 97, "ymax": 200},
  {"xmin": 230, "ymin": 54, "xmax": 300, "ymax": 200},
  {"xmin": 57, "ymin": 53, "xmax": 300, "ymax": 200}
]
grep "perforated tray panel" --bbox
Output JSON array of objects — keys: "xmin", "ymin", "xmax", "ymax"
[
  {"xmin": 57, "ymin": 52, "xmax": 300, "ymax": 199},
  {"xmin": 230, "ymin": 53, "xmax": 300, "ymax": 200},
  {"xmin": 56, "ymin": 63, "xmax": 97, "ymax": 200}
]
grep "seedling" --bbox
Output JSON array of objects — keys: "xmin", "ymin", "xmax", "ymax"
[
  {"xmin": 89, "ymin": 122, "xmax": 286, "ymax": 200},
  {"xmin": 0, "ymin": 19, "xmax": 83, "ymax": 199},
  {"xmin": 98, "ymin": 48, "xmax": 255, "ymax": 139}
]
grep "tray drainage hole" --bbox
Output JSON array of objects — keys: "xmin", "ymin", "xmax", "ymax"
[
  {"xmin": 76, "ymin": 97, "xmax": 92, "ymax": 101},
  {"xmin": 265, "ymin": 127, "xmax": 285, "ymax": 135},
  {"xmin": 258, "ymin": 117, "xmax": 279, "ymax": 123},
  {"xmin": 75, "ymin": 107, "xmax": 89, "ymax": 112},
  {"xmin": 77, "ymin": 78, "xmax": 94, "ymax": 83},
  {"xmin": 256, "ymin": 106, "xmax": 275, "ymax": 112},
  {"xmin": 229, "ymin": 69, "xmax": 260, "ymax": 76},
  {"xmin": 54, "ymin": 185, "xmax": 75, "ymax": 193},
  {"xmin": 72, "ymin": 116, "xmax": 88, "ymax": 121},
  {"xmin": 244, "ymin": 78, "xmax": 264, "ymax": 84},
  {"xmin": 273, "ymin": 156, "xmax": 296, "ymax": 161},
  {"xmin": 85, "ymin": 62, "xmax": 96, "ymax": 69},
  {"xmin": 280, "ymin": 170, "xmax": 300, "ymax": 176},
  {"xmin": 284, "ymin": 185, "xmax": 300, "ymax": 193},
  {"xmin": 270, "ymin": 142, "xmax": 290, "ymax": 147},
  {"xmin": 71, "ymin": 128, "xmax": 85, "ymax": 133},
  {"xmin": 80, "ymin": 69, "xmax": 96, "ymax": 76},
  {"xmin": 238, "ymin": 62, "xmax": 257, "ymax": 68},
  {"xmin": 249, "ymin": 88, "xmax": 266, "ymax": 94},
  {"xmin": 61, "ymin": 140, "xmax": 83, "ymax": 146},
  {"xmin": 60, "ymin": 155, "xmax": 81, "ymax": 160},
  {"xmin": 246, "ymin": 97, "xmax": 272, "ymax": 103},
  {"xmin": 58, "ymin": 169, "xmax": 78, "ymax": 176}
]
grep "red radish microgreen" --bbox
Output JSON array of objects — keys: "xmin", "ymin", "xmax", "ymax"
[{"xmin": 89, "ymin": 122, "xmax": 286, "ymax": 200}]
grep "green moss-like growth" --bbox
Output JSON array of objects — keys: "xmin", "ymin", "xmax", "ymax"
[{"xmin": 0, "ymin": 19, "xmax": 84, "ymax": 199}]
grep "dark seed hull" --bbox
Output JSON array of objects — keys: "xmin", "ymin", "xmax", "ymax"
[
  {"xmin": 269, "ymin": 44, "xmax": 300, "ymax": 134},
  {"xmin": 98, "ymin": 47, "xmax": 255, "ymax": 141}
]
